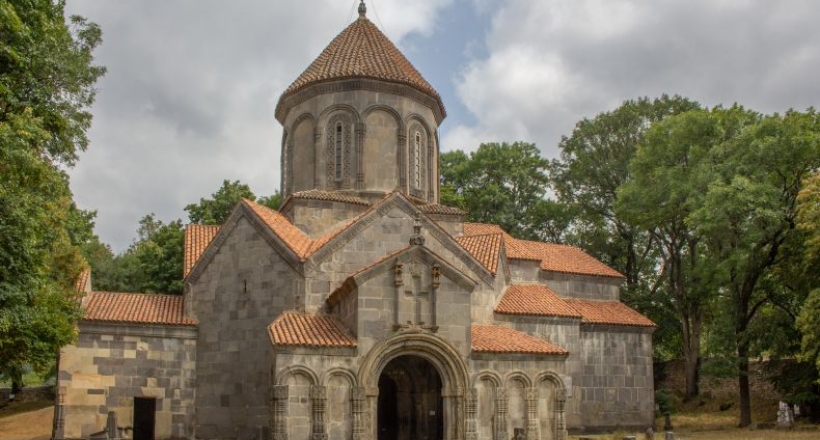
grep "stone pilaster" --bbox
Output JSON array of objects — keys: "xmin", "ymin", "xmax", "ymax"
[
  {"xmin": 465, "ymin": 388, "xmax": 477, "ymax": 440},
  {"xmin": 526, "ymin": 387, "xmax": 539, "ymax": 440},
  {"xmin": 495, "ymin": 388, "xmax": 508, "ymax": 440},
  {"xmin": 352, "ymin": 387, "xmax": 367, "ymax": 440},
  {"xmin": 273, "ymin": 385, "xmax": 289, "ymax": 440},
  {"xmin": 313, "ymin": 127, "xmax": 323, "ymax": 188},
  {"xmin": 356, "ymin": 122, "xmax": 366, "ymax": 189},
  {"xmin": 555, "ymin": 388, "xmax": 568, "ymax": 440},
  {"xmin": 310, "ymin": 385, "xmax": 328, "ymax": 440},
  {"xmin": 397, "ymin": 131, "xmax": 407, "ymax": 191}
]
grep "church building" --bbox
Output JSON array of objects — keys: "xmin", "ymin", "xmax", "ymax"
[{"xmin": 56, "ymin": 3, "xmax": 656, "ymax": 440}]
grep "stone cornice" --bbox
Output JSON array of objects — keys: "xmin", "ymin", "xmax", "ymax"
[{"xmin": 276, "ymin": 78, "xmax": 446, "ymax": 125}]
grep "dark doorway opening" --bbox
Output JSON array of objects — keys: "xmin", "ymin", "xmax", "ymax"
[
  {"xmin": 133, "ymin": 397, "xmax": 156, "ymax": 440},
  {"xmin": 377, "ymin": 355, "xmax": 443, "ymax": 440}
]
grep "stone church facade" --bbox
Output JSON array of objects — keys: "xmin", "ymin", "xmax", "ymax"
[{"xmin": 56, "ymin": 4, "xmax": 655, "ymax": 440}]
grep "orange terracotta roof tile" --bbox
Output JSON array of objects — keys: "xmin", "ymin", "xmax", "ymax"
[
  {"xmin": 464, "ymin": 222, "xmax": 506, "ymax": 236},
  {"xmin": 290, "ymin": 189, "xmax": 370, "ymax": 206},
  {"xmin": 471, "ymin": 325, "xmax": 568, "ymax": 355},
  {"xmin": 495, "ymin": 284, "xmax": 582, "ymax": 318},
  {"xmin": 564, "ymin": 299, "xmax": 656, "ymax": 327},
  {"xmin": 75, "ymin": 269, "xmax": 91, "ymax": 293},
  {"xmin": 456, "ymin": 233, "xmax": 503, "ymax": 275},
  {"xmin": 268, "ymin": 312, "xmax": 357, "ymax": 348},
  {"xmin": 243, "ymin": 199, "xmax": 314, "ymax": 258},
  {"xmin": 420, "ymin": 204, "xmax": 467, "ymax": 216},
  {"xmin": 83, "ymin": 292, "xmax": 196, "ymax": 326},
  {"xmin": 463, "ymin": 222, "xmax": 624, "ymax": 279},
  {"xmin": 184, "ymin": 224, "xmax": 221, "ymax": 277},
  {"xmin": 279, "ymin": 16, "xmax": 443, "ymax": 111}
]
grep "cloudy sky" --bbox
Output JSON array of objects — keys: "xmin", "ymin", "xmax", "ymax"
[{"xmin": 64, "ymin": 0, "xmax": 820, "ymax": 252}]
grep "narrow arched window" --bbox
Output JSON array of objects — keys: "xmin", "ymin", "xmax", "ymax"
[
  {"xmin": 413, "ymin": 131, "xmax": 421, "ymax": 189},
  {"xmin": 335, "ymin": 122, "xmax": 343, "ymax": 180}
]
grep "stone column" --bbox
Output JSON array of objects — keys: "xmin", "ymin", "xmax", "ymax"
[
  {"xmin": 465, "ymin": 388, "xmax": 478, "ymax": 440},
  {"xmin": 430, "ymin": 263, "xmax": 440, "ymax": 330},
  {"xmin": 311, "ymin": 386, "xmax": 328, "ymax": 440},
  {"xmin": 525, "ymin": 388, "xmax": 539, "ymax": 440},
  {"xmin": 313, "ymin": 127, "xmax": 323, "ymax": 189},
  {"xmin": 495, "ymin": 388, "xmax": 508, "ymax": 440},
  {"xmin": 53, "ymin": 386, "xmax": 65, "ymax": 440},
  {"xmin": 356, "ymin": 122, "xmax": 366, "ymax": 190},
  {"xmin": 397, "ymin": 131, "xmax": 407, "ymax": 191},
  {"xmin": 442, "ymin": 387, "xmax": 464, "ymax": 440},
  {"xmin": 273, "ymin": 385, "xmax": 289, "ymax": 440},
  {"xmin": 393, "ymin": 263, "xmax": 403, "ymax": 330},
  {"xmin": 555, "ymin": 388, "xmax": 568, "ymax": 440},
  {"xmin": 352, "ymin": 387, "xmax": 368, "ymax": 440}
]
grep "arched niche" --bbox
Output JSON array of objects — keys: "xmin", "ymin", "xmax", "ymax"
[
  {"xmin": 358, "ymin": 332, "xmax": 469, "ymax": 440},
  {"xmin": 363, "ymin": 106, "xmax": 401, "ymax": 192},
  {"xmin": 290, "ymin": 113, "xmax": 316, "ymax": 193}
]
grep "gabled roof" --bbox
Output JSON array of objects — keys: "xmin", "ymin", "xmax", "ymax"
[
  {"xmin": 268, "ymin": 312, "xmax": 356, "ymax": 348},
  {"xmin": 494, "ymin": 283, "xmax": 655, "ymax": 327},
  {"xmin": 326, "ymin": 245, "xmax": 478, "ymax": 306},
  {"xmin": 184, "ymin": 224, "xmax": 220, "ymax": 277},
  {"xmin": 186, "ymin": 193, "xmax": 495, "ymax": 286},
  {"xmin": 471, "ymin": 325, "xmax": 568, "ymax": 355},
  {"xmin": 564, "ymin": 299, "xmax": 656, "ymax": 327},
  {"xmin": 462, "ymin": 223, "xmax": 624, "ymax": 279},
  {"xmin": 455, "ymin": 233, "xmax": 503, "ymax": 275},
  {"xmin": 83, "ymin": 292, "xmax": 197, "ymax": 326},
  {"xmin": 495, "ymin": 284, "xmax": 581, "ymax": 318},
  {"xmin": 278, "ymin": 15, "xmax": 443, "ymax": 114}
]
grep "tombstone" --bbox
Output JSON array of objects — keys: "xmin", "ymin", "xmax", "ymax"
[
  {"xmin": 645, "ymin": 427, "xmax": 655, "ymax": 440},
  {"xmin": 662, "ymin": 412, "xmax": 673, "ymax": 431},
  {"xmin": 777, "ymin": 401, "xmax": 794, "ymax": 429},
  {"xmin": 664, "ymin": 432, "xmax": 674, "ymax": 440}
]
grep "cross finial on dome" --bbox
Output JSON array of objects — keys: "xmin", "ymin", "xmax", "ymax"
[{"xmin": 358, "ymin": 1, "xmax": 367, "ymax": 18}]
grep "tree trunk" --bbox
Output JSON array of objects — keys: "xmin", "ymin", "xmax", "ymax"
[
  {"xmin": 737, "ymin": 343, "xmax": 752, "ymax": 427},
  {"xmin": 680, "ymin": 308, "xmax": 701, "ymax": 401}
]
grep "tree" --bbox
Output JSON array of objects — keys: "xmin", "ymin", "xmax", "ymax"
[
  {"xmin": 185, "ymin": 179, "xmax": 256, "ymax": 224},
  {"xmin": 0, "ymin": 0, "xmax": 104, "ymax": 390},
  {"xmin": 694, "ymin": 109, "xmax": 820, "ymax": 426},
  {"xmin": 550, "ymin": 95, "xmax": 700, "ymax": 293},
  {"xmin": 439, "ymin": 142, "xmax": 550, "ymax": 239},
  {"xmin": 617, "ymin": 107, "xmax": 757, "ymax": 402}
]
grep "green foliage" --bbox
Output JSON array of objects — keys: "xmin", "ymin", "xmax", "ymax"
[
  {"xmin": 257, "ymin": 190, "xmax": 282, "ymax": 211},
  {"xmin": 1, "ymin": 0, "xmax": 106, "ymax": 165},
  {"xmin": 551, "ymin": 95, "xmax": 700, "ymax": 290},
  {"xmin": 185, "ymin": 179, "xmax": 256, "ymax": 224},
  {"xmin": 439, "ymin": 142, "xmax": 551, "ymax": 240},
  {"xmin": 0, "ymin": 0, "xmax": 103, "ymax": 390},
  {"xmin": 86, "ymin": 182, "xmax": 280, "ymax": 295}
]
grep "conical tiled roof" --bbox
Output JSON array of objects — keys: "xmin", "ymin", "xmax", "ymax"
[{"xmin": 277, "ymin": 15, "xmax": 444, "ymax": 115}]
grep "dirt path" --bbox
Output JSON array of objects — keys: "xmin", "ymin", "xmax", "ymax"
[{"xmin": 0, "ymin": 406, "xmax": 52, "ymax": 440}]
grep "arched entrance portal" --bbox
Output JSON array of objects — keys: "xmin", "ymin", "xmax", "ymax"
[{"xmin": 377, "ymin": 355, "xmax": 443, "ymax": 440}]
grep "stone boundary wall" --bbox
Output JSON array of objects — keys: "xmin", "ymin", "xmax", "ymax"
[
  {"xmin": 56, "ymin": 322, "xmax": 196, "ymax": 440},
  {"xmin": 0, "ymin": 385, "xmax": 54, "ymax": 405}
]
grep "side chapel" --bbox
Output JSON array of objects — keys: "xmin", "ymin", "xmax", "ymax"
[{"xmin": 56, "ymin": 3, "xmax": 656, "ymax": 440}]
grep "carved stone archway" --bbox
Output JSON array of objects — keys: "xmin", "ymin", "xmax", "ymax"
[{"xmin": 357, "ymin": 332, "xmax": 469, "ymax": 440}]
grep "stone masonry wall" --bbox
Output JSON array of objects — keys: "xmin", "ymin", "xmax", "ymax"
[
  {"xmin": 189, "ymin": 215, "xmax": 300, "ymax": 439},
  {"xmin": 572, "ymin": 325, "xmax": 655, "ymax": 432},
  {"xmin": 282, "ymin": 198, "xmax": 368, "ymax": 239},
  {"xmin": 540, "ymin": 272, "xmax": 620, "ymax": 301},
  {"xmin": 57, "ymin": 323, "xmax": 196, "ymax": 440}
]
